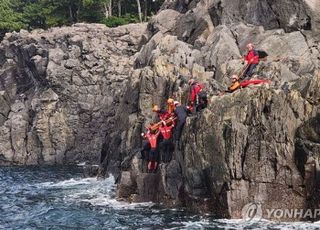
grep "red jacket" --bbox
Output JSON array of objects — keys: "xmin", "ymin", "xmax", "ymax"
[
  {"xmin": 145, "ymin": 131, "xmax": 160, "ymax": 149},
  {"xmin": 190, "ymin": 83, "xmax": 203, "ymax": 103},
  {"xmin": 157, "ymin": 110, "xmax": 171, "ymax": 121},
  {"xmin": 244, "ymin": 50, "xmax": 259, "ymax": 64},
  {"xmin": 159, "ymin": 125, "xmax": 174, "ymax": 140}
]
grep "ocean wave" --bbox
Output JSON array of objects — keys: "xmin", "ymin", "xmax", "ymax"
[
  {"xmin": 38, "ymin": 177, "xmax": 98, "ymax": 187},
  {"xmin": 37, "ymin": 176, "xmax": 154, "ymax": 210}
]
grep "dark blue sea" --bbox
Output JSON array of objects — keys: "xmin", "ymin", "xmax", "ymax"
[{"xmin": 1, "ymin": 166, "xmax": 319, "ymax": 229}]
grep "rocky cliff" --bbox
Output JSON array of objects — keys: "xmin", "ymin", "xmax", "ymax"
[
  {"xmin": 0, "ymin": 0, "xmax": 320, "ymax": 220},
  {"xmin": 115, "ymin": 0, "xmax": 320, "ymax": 220},
  {"xmin": 0, "ymin": 23, "xmax": 147, "ymax": 165}
]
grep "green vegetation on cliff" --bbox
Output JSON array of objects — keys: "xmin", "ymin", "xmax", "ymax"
[{"xmin": 0, "ymin": 0, "xmax": 164, "ymax": 37}]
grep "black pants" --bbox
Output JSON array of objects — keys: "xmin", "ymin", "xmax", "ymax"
[
  {"xmin": 243, "ymin": 64, "xmax": 257, "ymax": 79},
  {"xmin": 149, "ymin": 148, "xmax": 159, "ymax": 162},
  {"xmin": 174, "ymin": 119, "xmax": 186, "ymax": 141},
  {"xmin": 141, "ymin": 141, "xmax": 150, "ymax": 160},
  {"xmin": 160, "ymin": 139, "xmax": 174, "ymax": 163}
]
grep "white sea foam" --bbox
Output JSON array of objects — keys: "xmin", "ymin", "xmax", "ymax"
[
  {"xmin": 167, "ymin": 218, "xmax": 320, "ymax": 230},
  {"xmin": 38, "ymin": 176, "xmax": 154, "ymax": 210},
  {"xmin": 39, "ymin": 177, "xmax": 97, "ymax": 187},
  {"xmin": 37, "ymin": 177, "xmax": 320, "ymax": 228}
]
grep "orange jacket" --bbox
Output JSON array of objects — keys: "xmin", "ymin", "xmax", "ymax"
[{"xmin": 228, "ymin": 81, "xmax": 241, "ymax": 92}]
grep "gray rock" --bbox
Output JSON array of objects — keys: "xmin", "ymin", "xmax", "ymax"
[
  {"xmin": 112, "ymin": 0, "xmax": 320, "ymax": 219},
  {"xmin": 149, "ymin": 10, "xmax": 181, "ymax": 34},
  {"xmin": 0, "ymin": 22, "xmax": 148, "ymax": 165},
  {"xmin": 1, "ymin": 0, "xmax": 320, "ymax": 221},
  {"xmin": 0, "ymin": 91, "xmax": 10, "ymax": 119}
]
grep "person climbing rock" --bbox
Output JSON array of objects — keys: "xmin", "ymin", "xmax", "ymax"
[
  {"xmin": 159, "ymin": 122, "xmax": 175, "ymax": 163},
  {"xmin": 242, "ymin": 43, "xmax": 260, "ymax": 79},
  {"xmin": 141, "ymin": 128, "xmax": 161, "ymax": 173},
  {"xmin": 167, "ymin": 98, "xmax": 176, "ymax": 114},
  {"xmin": 140, "ymin": 135, "xmax": 150, "ymax": 161},
  {"xmin": 188, "ymin": 79, "xmax": 207, "ymax": 113},
  {"xmin": 173, "ymin": 101, "xmax": 189, "ymax": 144},
  {"xmin": 152, "ymin": 105, "xmax": 171, "ymax": 121}
]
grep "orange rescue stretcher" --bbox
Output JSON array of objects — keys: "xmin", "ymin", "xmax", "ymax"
[{"xmin": 148, "ymin": 116, "xmax": 177, "ymax": 132}]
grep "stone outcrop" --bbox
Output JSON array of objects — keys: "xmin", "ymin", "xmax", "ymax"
[
  {"xmin": 0, "ymin": 0, "xmax": 320, "ymax": 221},
  {"xmin": 114, "ymin": 0, "xmax": 320, "ymax": 220},
  {"xmin": 0, "ymin": 23, "xmax": 147, "ymax": 165}
]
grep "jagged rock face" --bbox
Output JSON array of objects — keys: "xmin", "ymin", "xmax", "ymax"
[
  {"xmin": 0, "ymin": 23, "xmax": 147, "ymax": 165},
  {"xmin": 1, "ymin": 0, "xmax": 320, "ymax": 221},
  {"xmin": 161, "ymin": 0, "xmax": 320, "ymax": 44},
  {"xmin": 208, "ymin": 0, "xmax": 311, "ymax": 31},
  {"xmin": 181, "ymin": 82, "xmax": 319, "ymax": 218},
  {"xmin": 114, "ymin": 0, "xmax": 320, "ymax": 220}
]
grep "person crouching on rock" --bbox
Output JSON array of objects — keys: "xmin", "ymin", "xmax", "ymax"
[
  {"xmin": 242, "ymin": 43, "xmax": 260, "ymax": 80},
  {"xmin": 141, "ymin": 128, "xmax": 161, "ymax": 173},
  {"xmin": 159, "ymin": 121, "xmax": 175, "ymax": 163},
  {"xmin": 188, "ymin": 79, "xmax": 208, "ymax": 113}
]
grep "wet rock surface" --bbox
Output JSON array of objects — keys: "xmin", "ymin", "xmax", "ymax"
[{"xmin": 0, "ymin": 0, "xmax": 320, "ymax": 220}]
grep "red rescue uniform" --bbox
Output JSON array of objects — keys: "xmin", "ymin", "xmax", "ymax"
[
  {"xmin": 190, "ymin": 83, "xmax": 203, "ymax": 104},
  {"xmin": 159, "ymin": 125, "xmax": 174, "ymax": 140},
  {"xmin": 145, "ymin": 131, "xmax": 160, "ymax": 148},
  {"xmin": 244, "ymin": 50, "xmax": 259, "ymax": 64}
]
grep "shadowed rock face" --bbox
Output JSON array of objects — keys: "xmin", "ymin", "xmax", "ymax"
[
  {"xmin": 0, "ymin": 0, "xmax": 320, "ymax": 220},
  {"xmin": 0, "ymin": 23, "xmax": 148, "ymax": 165},
  {"xmin": 162, "ymin": 0, "xmax": 319, "ymax": 37}
]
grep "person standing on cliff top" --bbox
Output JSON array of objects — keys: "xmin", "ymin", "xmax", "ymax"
[{"xmin": 242, "ymin": 43, "xmax": 260, "ymax": 79}]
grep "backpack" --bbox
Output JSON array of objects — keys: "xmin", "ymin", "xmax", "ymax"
[
  {"xmin": 197, "ymin": 90, "xmax": 207, "ymax": 102},
  {"xmin": 256, "ymin": 50, "xmax": 268, "ymax": 59}
]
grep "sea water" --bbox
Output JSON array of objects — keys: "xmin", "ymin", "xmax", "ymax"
[{"xmin": 1, "ymin": 166, "xmax": 319, "ymax": 229}]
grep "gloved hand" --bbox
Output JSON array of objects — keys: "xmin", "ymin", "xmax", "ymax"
[{"xmin": 186, "ymin": 106, "xmax": 192, "ymax": 111}]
